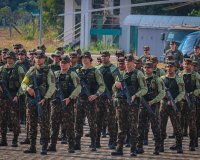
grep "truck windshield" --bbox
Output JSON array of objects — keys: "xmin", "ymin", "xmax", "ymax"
[{"xmin": 180, "ymin": 35, "xmax": 197, "ymax": 52}]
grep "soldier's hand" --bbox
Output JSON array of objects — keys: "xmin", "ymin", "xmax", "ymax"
[
  {"xmin": 115, "ymin": 81, "xmax": 122, "ymax": 89},
  {"xmin": 88, "ymin": 94, "xmax": 97, "ymax": 101},
  {"xmin": 65, "ymin": 98, "xmax": 70, "ymax": 106},
  {"xmin": 39, "ymin": 99, "xmax": 45, "ymax": 106},
  {"xmin": 27, "ymin": 87, "xmax": 35, "ymax": 97},
  {"xmin": 148, "ymin": 101, "xmax": 153, "ymax": 106},
  {"xmin": 13, "ymin": 96, "xmax": 18, "ymax": 103},
  {"xmin": 131, "ymin": 95, "xmax": 136, "ymax": 103}
]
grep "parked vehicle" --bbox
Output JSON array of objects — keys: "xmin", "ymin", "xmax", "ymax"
[{"xmin": 179, "ymin": 31, "xmax": 200, "ymax": 57}]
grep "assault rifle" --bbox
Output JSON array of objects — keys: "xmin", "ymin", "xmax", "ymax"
[
  {"xmin": 31, "ymin": 76, "xmax": 43, "ymax": 117},
  {"xmin": 0, "ymin": 80, "xmax": 17, "ymax": 107},
  {"xmin": 112, "ymin": 68, "xmax": 131, "ymax": 105},
  {"xmin": 185, "ymin": 92, "xmax": 192, "ymax": 109},
  {"xmin": 54, "ymin": 79, "xmax": 67, "ymax": 111},
  {"xmin": 165, "ymin": 88, "xmax": 178, "ymax": 113},
  {"xmin": 140, "ymin": 97, "xmax": 156, "ymax": 117},
  {"xmin": 80, "ymin": 79, "xmax": 91, "ymax": 97}
]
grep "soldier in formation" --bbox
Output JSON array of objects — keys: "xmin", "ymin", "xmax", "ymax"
[{"xmin": 1, "ymin": 43, "xmax": 200, "ymax": 158}]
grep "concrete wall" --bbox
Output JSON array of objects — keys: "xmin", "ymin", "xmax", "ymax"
[{"xmin": 137, "ymin": 27, "xmax": 168, "ymax": 59}]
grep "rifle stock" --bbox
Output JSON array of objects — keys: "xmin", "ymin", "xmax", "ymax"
[{"xmin": 165, "ymin": 88, "xmax": 178, "ymax": 113}]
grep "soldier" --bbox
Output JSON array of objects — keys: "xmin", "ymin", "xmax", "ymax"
[
  {"xmin": 140, "ymin": 46, "xmax": 151, "ymax": 64},
  {"xmin": 2, "ymin": 48, "xmax": 9, "ymax": 63},
  {"xmin": 75, "ymin": 48, "xmax": 82, "ymax": 65},
  {"xmin": 22, "ymin": 50, "xmax": 56, "ymax": 155},
  {"xmin": 28, "ymin": 49, "xmax": 36, "ymax": 65},
  {"xmin": 111, "ymin": 54, "xmax": 147, "ymax": 156},
  {"xmin": 137, "ymin": 61, "xmax": 165, "ymax": 155},
  {"xmin": 96, "ymin": 51, "xmax": 117, "ymax": 149},
  {"xmin": 37, "ymin": 44, "xmax": 53, "ymax": 65},
  {"xmin": 160, "ymin": 60, "xmax": 184, "ymax": 153},
  {"xmin": 0, "ymin": 51, "xmax": 25, "ymax": 147},
  {"xmin": 17, "ymin": 49, "xmax": 33, "ymax": 145},
  {"xmin": 134, "ymin": 56, "xmax": 143, "ymax": 71},
  {"xmin": 49, "ymin": 50, "xmax": 62, "ymax": 72},
  {"xmin": 48, "ymin": 55, "xmax": 81, "ymax": 153},
  {"xmin": 115, "ymin": 50, "xmax": 125, "ymax": 61},
  {"xmin": 13, "ymin": 43, "xmax": 23, "ymax": 55},
  {"xmin": 164, "ymin": 41, "xmax": 183, "ymax": 69},
  {"xmin": 69, "ymin": 52, "xmax": 82, "ymax": 72},
  {"xmin": 96, "ymin": 56, "xmax": 102, "ymax": 66},
  {"xmin": 117, "ymin": 57, "xmax": 126, "ymax": 71},
  {"xmin": 150, "ymin": 56, "xmax": 166, "ymax": 77},
  {"xmin": 190, "ymin": 45, "xmax": 200, "ymax": 73},
  {"xmin": 0, "ymin": 49, "xmax": 5, "ymax": 66},
  {"xmin": 179, "ymin": 58, "xmax": 200, "ymax": 151},
  {"xmin": 74, "ymin": 51, "xmax": 105, "ymax": 151},
  {"xmin": 56, "ymin": 47, "xmax": 65, "ymax": 56}
]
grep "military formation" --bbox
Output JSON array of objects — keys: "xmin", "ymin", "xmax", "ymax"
[{"xmin": 0, "ymin": 41, "xmax": 200, "ymax": 157}]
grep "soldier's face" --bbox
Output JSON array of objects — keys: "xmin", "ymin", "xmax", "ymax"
[
  {"xmin": 125, "ymin": 60, "xmax": 134, "ymax": 69},
  {"xmin": 34, "ymin": 57, "xmax": 45, "ymax": 65},
  {"xmin": 101, "ymin": 55, "xmax": 110, "ymax": 64},
  {"xmin": 144, "ymin": 66, "xmax": 153, "ymax": 75},
  {"xmin": 6, "ymin": 57, "xmax": 15, "ymax": 65},
  {"xmin": 82, "ymin": 57, "xmax": 91, "ymax": 65},
  {"xmin": 18, "ymin": 54, "xmax": 26, "ymax": 61},
  {"xmin": 170, "ymin": 43, "xmax": 176, "ymax": 50},
  {"xmin": 118, "ymin": 63, "xmax": 126, "ymax": 70},
  {"xmin": 183, "ymin": 62, "xmax": 192, "ymax": 70},
  {"xmin": 165, "ymin": 65, "xmax": 176, "ymax": 74},
  {"xmin": 53, "ymin": 56, "xmax": 61, "ymax": 63},
  {"xmin": 60, "ymin": 62, "xmax": 70, "ymax": 70},
  {"xmin": 70, "ymin": 56, "xmax": 78, "ymax": 64},
  {"xmin": 135, "ymin": 63, "xmax": 142, "ymax": 70},
  {"xmin": 194, "ymin": 48, "xmax": 199, "ymax": 55}
]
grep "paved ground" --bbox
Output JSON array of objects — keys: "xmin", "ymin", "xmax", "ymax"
[{"xmin": 0, "ymin": 120, "xmax": 199, "ymax": 160}]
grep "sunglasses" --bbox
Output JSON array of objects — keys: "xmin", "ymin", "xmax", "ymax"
[{"xmin": 144, "ymin": 66, "xmax": 152, "ymax": 69}]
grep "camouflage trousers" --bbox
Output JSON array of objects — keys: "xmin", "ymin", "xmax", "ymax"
[
  {"xmin": 75, "ymin": 98, "xmax": 97, "ymax": 140},
  {"xmin": 181, "ymin": 101, "xmax": 189, "ymax": 135},
  {"xmin": 0, "ymin": 99, "xmax": 20, "ymax": 138},
  {"xmin": 138, "ymin": 103, "xmax": 160, "ymax": 150},
  {"xmin": 97, "ymin": 97, "xmax": 117, "ymax": 143},
  {"xmin": 50, "ymin": 100, "xmax": 75, "ymax": 147},
  {"xmin": 115, "ymin": 98, "xmax": 139, "ymax": 151},
  {"xmin": 182, "ymin": 100, "xmax": 197, "ymax": 141},
  {"xmin": 196, "ymin": 99, "xmax": 200, "ymax": 136},
  {"xmin": 160, "ymin": 100, "xmax": 182, "ymax": 145},
  {"xmin": 27, "ymin": 100, "xmax": 50, "ymax": 145}
]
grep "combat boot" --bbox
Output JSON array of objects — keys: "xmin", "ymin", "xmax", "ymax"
[
  {"xmin": 47, "ymin": 144, "xmax": 56, "ymax": 152},
  {"xmin": 41, "ymin": 143, "xmax": 48, "ymax": 155},
  {"xmin": 0, "ymin": 135, "xmax": 8, "ymax": 146},
  {"xmin": 169, "ymin": 144, "xmax": 177, "ymax": 150},
  {"xmin": 90, "ymin": 138, "xmax": 96, "ymax": 151},
  {"xmin": 61, "ymin": 136, "xmax": 67, "ymax": 144},
  {"xmin": 111, "ymin": 148, "xmax": 123, "ymax": 156},
  {"xmin": 20, "ymin": 138, "xmax": 30, "ymax": 144},
  {"xmin": 153, "ymin": 145, "xmax": 160, "ymax": 155},
  {"xmin": 189, "ymin": 140, "xmax": 196, "ymax": 151},
  {"xmin": 96, "ymin": 136, "xmax": 101, "ymax": 148},
  {"xmin": 85, "ymin": 132, "xmax": 90, "ymax": 137},
  {"xmin": 136, "ymin": 147, "xmax": 144, "ymax": 154},
  {"xmin": 68, "ymin": 146, "xmax": 75, "ymax": 153},
  {"xmin": 130, "ymin": 145, "xmax": 137, "ymax": 157},
  {"xmin": 168, "ymin": 133, "xmax": 175, "ymax": 139},
  {"xmin": 24, "ymin": 145, "xmax": 36, "ymax": 153},
  {"xmin": 177, "ymin": 142, "xmax": 183, "ymax": 154},
  {"xmin": 11, "ymin": 134, "xmax": 18, "ymax": 147},
  {"xmin": 74, "ymin": 137, "xmax": 81, "ymax": 150}
]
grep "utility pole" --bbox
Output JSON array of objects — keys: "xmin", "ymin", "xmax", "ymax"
[{"xmin": 39, "ymin": 0, "xmax": 43, "ymax": 45}]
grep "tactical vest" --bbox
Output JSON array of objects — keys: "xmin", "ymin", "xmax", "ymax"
[
  {"xmin": 183, "ymin": 73, "xmax": 196, "ymax": 93},
  {"xmin": 16, "ymin": 59, "xmax": 31, "ymax": 73},
  {"xmin": 29, "ymin": 66, "xmax": 50, "ymax": 97},
  {"xmin": 0, "ymin": 65, "xmax": 20, "ymax": 96},
  {"xmin": 99, "ymin": 65, "xmax": 115, "ymax": 94},
  {"xmin": 163, "ymin": 76, "xmax": 179, "ymax": 99},
  {"xmin": 124, "ymin": 69, "xmax": 139, "ymax": 96},
  {"xmin": 78, "ymin": 68, "xmax": 98, "ymax": 97},
  {"xmin": 55, "ymin": 71, "xmax": 75, "ymax": 98},
  {"xmin": 153, "ymin": 68, "xmax": 161, "ymax": 77},
  {"xmin": 143, "ymin": 75, "xmax": 158, "ymax": 101}
]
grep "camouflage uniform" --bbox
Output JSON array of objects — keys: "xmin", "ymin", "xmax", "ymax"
[
  {"xmin": 179, "ymin": 68, "xmax": 200, "ymax": 150},
  {"xmin": 165, "ymin": 49, "xmax": 183, "ymax": 69},
  {"xmin": 75, "ymin": 64, "xmax": 105, "ymax": 151},
  {"xmin": 49, "ymin": 61, "xmax": 81, "ymax": 152},
  {"xmin": 49, "ymin": 62, "xmax": 60, "ymax": 72},
  {"xmin": 22, "ymin": 61, "xmax": 56, "ymax": 154},
  {"xmin": 112, "ymin": 56, "xmax": 147, "ymax": 156},
  {"xmin": 0, "ymin": 51, "xmax": 25, "ymax": 147},
  {"xmin": 96, "ymin": 62, "xmax": 117, "ymax": 148},
  {"xmin": 160, "ymin": 73, "xmax": 184, "ymax": 152},
  {"xmin": 138, "ymin": 70, "xmax": 165, "ymax": 154}
]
